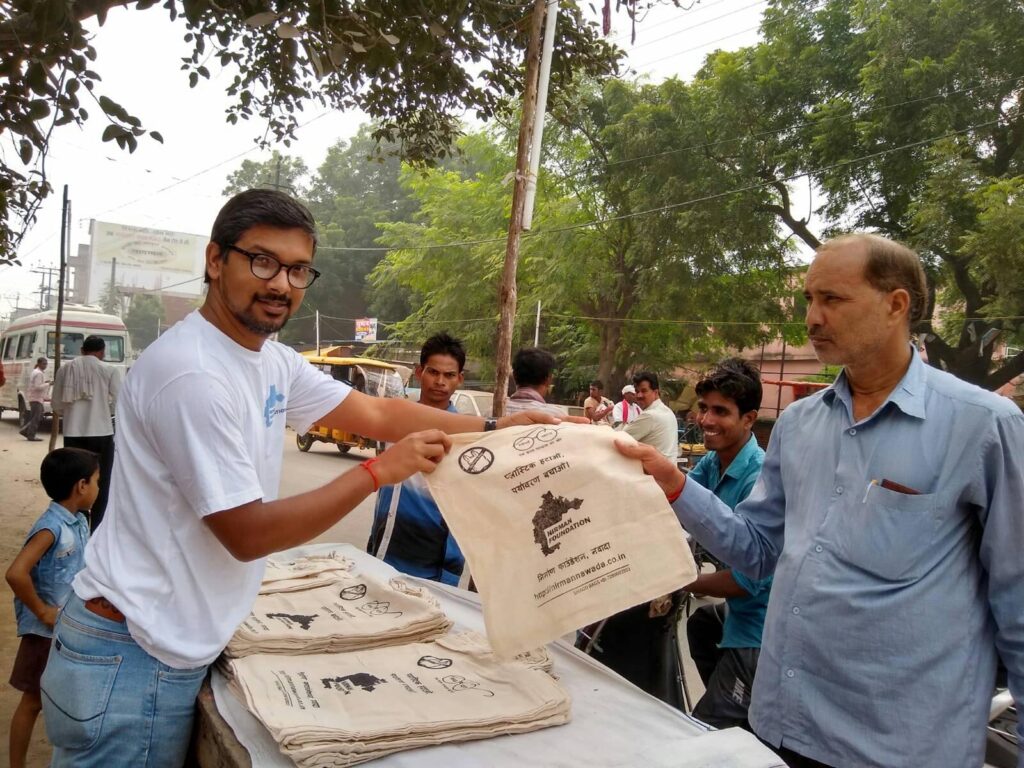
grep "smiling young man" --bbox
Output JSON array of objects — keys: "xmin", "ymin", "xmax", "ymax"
[
  {"xmin": 40, "ymin": 190, "xmax": 564, "ymax": 767},
  {"xmin": 682, "ymin": 358, "xmax": 770, "ymax": 731},
  {"xmin": 618, "ymin": 234, "xmax": 1024, "ymax": 768},
  {"xmin": 368, "ymin": 333, "xmax": 469, "ymax": 584}
]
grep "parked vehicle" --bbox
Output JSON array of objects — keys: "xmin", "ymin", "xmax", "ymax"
[
  {"xmin": 0, "ymin": 305, "xmax": 132, "ymax": 423},
  {"xmin": 295, "ymin": 353, "xmax": 406, "ymax": 454}
]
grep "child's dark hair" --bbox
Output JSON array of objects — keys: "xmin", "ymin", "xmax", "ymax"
[{"xmin": 40, "ymin": 448, "xmax": 100, "ymax": 503}]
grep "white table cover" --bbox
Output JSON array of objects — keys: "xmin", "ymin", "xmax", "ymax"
[{"xmin": 212, "ymin": 543, "xmax": 784, "ymax": 768}]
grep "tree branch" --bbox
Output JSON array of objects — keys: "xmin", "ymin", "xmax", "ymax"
[
  {"xmin": 984, "ymin": 349, "xmax": 1024, "ymax": 391},
  {"xmin": 761, "ymin": 178, "xmax": 821, "ymax": 249}
]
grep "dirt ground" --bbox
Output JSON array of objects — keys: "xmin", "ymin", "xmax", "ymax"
[{"xmin": 1, "ymin": 411, "xmax": 58, "ymax": 767}]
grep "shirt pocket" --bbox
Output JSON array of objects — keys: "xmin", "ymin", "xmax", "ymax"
[
  {"xmin": 53, "ymin": 538, "xmax": 80, "ymax": 584},
  {"xmin": 837, "ymin": 486, "xmax": 943, "ymax": 582}
]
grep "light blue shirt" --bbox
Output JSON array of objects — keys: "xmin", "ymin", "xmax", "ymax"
[
  {"xmin": 673, "ymin": 349, "xmax": 1024, "ymax": 768},
  {"xmin": 688, "ymin": 435, "xmax": 772, "ymax": 649},
  {"xmin": 15, "ymin": 501, "xmax": 90, "ymax": 638}
]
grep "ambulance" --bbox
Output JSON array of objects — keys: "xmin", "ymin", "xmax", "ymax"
[{"xmin": 0, "ymin": 305, "xmax": 132, "ymax": 423}]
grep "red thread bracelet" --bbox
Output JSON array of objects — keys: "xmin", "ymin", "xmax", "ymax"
[
  {"xmin": 359, "ymin": 458, "xmax": 381, "ymax": 491},
  {"xmin": 666, "ymin": 478, "xmax": 684, "ymax": 504}
]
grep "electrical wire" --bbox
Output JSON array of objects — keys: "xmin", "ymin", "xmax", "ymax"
[{"xmin": 315, "ymin": 118, "xmax": 1002, "ymax": 253}]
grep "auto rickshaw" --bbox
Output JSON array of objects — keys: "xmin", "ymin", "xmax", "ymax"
[{"xmin": 295, "ymin": 353, "xmax": 408, "ymax": 454}]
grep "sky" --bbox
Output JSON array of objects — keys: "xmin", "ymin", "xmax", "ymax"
[{"xmin": 0, "ymin": 0, "xmax": 765, "ymax": 323}]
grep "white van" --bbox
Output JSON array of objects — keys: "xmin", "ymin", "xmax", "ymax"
[{"xmin": 0, "ymin": 305, "xmax": 132, "ymax": 422}]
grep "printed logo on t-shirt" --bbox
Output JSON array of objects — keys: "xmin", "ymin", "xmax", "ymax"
[{"xmin": 263, "ymin": 384, "xmax": 286, "ymax": 427}]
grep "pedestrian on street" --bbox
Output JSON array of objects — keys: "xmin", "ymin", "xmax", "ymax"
[
  {"xmin": 51, "ymin": 336, "xmax": 121, "ymax": 530},
  {"xmin": 40, "ymin": 189, "xmax": 568, "ymax": 767},
  {"xmin": 618, "ymin": 233, "xmax": 1024, "ymax": 768},
  {"xmin": 18, "ymin": 358, "xmax": 47, "ymax": 442}
]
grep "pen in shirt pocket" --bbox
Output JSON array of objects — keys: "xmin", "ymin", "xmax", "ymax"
[{"xmin": 863, "ymin": 478, "xmax": 923, "ymax": 502}]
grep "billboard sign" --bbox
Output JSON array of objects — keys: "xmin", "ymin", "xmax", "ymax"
[
  {"xmin": 92, "ymin": 221, "xmax": 202, "ymax": 274},
  {"xmin": 354, "ymin": 318, "xmax": 378, "ymax": 342}
]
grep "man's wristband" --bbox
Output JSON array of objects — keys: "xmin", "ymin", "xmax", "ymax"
[
  {"xmin": 666, "ymin": 477, "xmax": 684, "ymax": 504},
  {"xmin": 483, "ymin": 417, "xmax": 498, "ymax": 431},
  {"xmin": 359, "ymin": 458, "xmax": 381, "ymax": 491}
]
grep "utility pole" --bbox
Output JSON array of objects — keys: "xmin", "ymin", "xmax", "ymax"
[
  {"xmin": 522, "ymin": 0, "xmax": 559, "ymax": 231},
  {"xmin": 493, "ymin": 0, "xmax": 550, "ymax": 417},
  {"xmin": 32, "ymin": 266, "xmax": 60, "ymax": 310},
  {"xmin": 49, "ymin": 185, "xmax": 69, "ymax": 450}
]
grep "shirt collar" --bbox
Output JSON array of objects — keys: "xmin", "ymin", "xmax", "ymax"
[
  {"xmin": 722, "ymin": 433, "xmax": 761, "ymax": 481},
  {"xmin": 47, "ymin": 500, "xmax": 86, "ymax": 527},
  {"xmin": 510, "ymin": 387, "xmax": 546, "ymax": 404},
  {"xmin": 822, "ymin": 345, "xmax": 927, "ymax": 422}
]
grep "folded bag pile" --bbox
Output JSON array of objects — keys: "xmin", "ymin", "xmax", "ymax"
[
  {"xmin": 227, "ymin": 631, "xmax": 570, "ymax": 767},
  {"xmin": 261, "ymin": 553, "xmax": 355, "ymax": 595},
  {"xmin": 225, "ymin": 568, "xmax": 452, "ymax": 658}
]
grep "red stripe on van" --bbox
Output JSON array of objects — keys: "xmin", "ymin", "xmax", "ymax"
[{"xmin": 5, "ymin": 321, "xmax": 125, "ymax": 333}]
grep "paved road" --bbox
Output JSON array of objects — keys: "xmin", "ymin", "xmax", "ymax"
[{"xmin": 275, "ymin": 429, "xmax": 379, "ymax": 548}]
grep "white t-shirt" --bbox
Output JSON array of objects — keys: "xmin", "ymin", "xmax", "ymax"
[{"xmin": 74, "ymin": 311, "xmax": 350, "ymax": 668}]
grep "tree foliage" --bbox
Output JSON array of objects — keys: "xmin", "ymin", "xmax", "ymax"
[
  {"xmin": 0, "ymin": 0, "xmax": 620, "ymax": 266},
  {"xmin": 689, "ymin": 0, "xmax": 1024, "ymax": 387},
  {"xmin": 124, "ymin": 292, "xmax": 164, "ymax": 350},
  {"xmin": 370, "ymin": 89, "xmax": 799, "ymax": 391},
  {"xmin": 223, "ymin": 151, "xmax": 309, "ymax": 198}
]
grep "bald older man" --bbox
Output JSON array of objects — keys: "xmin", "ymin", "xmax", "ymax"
[{"xmin": 620, "ymin": 234, "xmax": 1024, "ymax": 768}]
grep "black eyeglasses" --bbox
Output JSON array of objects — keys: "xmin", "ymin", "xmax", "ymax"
[{"xmin": 222, "ymin": 244, "xmax": 321, "ymax": 289}]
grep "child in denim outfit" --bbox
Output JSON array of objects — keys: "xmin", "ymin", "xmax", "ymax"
[{"xmin": 5, "ymin": 448, "xmax": 98, "ymax": 768}]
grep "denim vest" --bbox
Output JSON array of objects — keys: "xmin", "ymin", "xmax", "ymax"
[{"xmin": 14, "ymin": 501, "xmax": 90, "ymax": 638}]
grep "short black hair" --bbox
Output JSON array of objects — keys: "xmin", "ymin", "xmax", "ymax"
[
  {"xmin": 589, "ymin": 380, "xmax": 604, "ymax": 390},
  {"xmin": 420, "ymin": 332, "xmax": 466, "ymax": 372},
  {"xmin": 633, "ymin": 371, "xmax": 660, "ymax": 391},
  {"xmin": 81, "ymin": 335, "xmax": 105, "ymax": 353},
  {"xmin": 695, "ymin": 357, "xmax": 763, "ymax": 415},
  {"xmin": 40, "ymin": 448, "xmax": 100, "ymax": 503},
  {"xmin": 512, "ymin": 347, "xmax": 556, "ymax": 388},
  {"xmin": 205, "ymin": 189, "xmax": 317, "ymax": 283},
  {"xmin": 36, "ymin": 357, "xmax": 47, "ymax": 365}
]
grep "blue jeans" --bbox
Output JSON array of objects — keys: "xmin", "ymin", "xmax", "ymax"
[{"xmin": 41, "ymin": 594, "xmax": 209, "ymax": 767}]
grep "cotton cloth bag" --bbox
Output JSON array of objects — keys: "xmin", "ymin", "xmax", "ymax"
[
  {"xmin": 225, "ymin": 570, "xmax": 452, "ymax": 658},
  {"xmin": 227, "ymin": 631, "xmax": 570, "ymax": 767},
  {"xmin": 260, "ymin": 553, "xmax": 355, "ymax": 594},
  {"xmin": 425, "ymin": 424, "xmax": 696, "ymax": 656}
]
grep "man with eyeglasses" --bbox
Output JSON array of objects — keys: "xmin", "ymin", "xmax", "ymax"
[{"xmin": 41, "ymin": 189, "xmax": 571, "ymax": 766}]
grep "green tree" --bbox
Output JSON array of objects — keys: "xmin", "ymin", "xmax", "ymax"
[
  {"xmin": 371, "ymin": 93, "xmax": 799, "ymax": 392},
  {"xmin": 223, "ymin": 151, "xmax": 309, "ymax": 198},
  {"xmin": 98, "ymin": 279, "xmax": 120, "ymax": 315},
  {"xmin": 0, "ymin": 0, "xmax": 619, "ymax": 266},
  {"xmin": 689, "ymin": 0, "xmax": 1024, "ymax": 387},
  {"xmin": 271, "ymin": 125, "xmax": 421, "ymax": 347},
  {"xmin": 124, "ymin": 293, "xmax": 164, "ymax": 350}
]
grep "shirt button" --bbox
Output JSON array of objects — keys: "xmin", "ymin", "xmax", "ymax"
[
  {"xmin": 815, "ymin": 545, "xmax": 823, "ymax": 553},
  {"xmin": 835, "ymin": 485, "xmax": 844, "ymax": 495},
  {"xmin": 792, "ymin": 606, "xmax": 800, "ymax": 615},
  {"xmin": 849, "ymin": 428, "xmax": 857, "ymax": 435},
  {"xmin": 786, "ymin": 669, "xmax": 795, "ymax": 678}
]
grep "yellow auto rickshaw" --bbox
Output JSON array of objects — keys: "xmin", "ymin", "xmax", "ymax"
[{"xmin": 295, "ymin": 353, "xmax": 408, "ymax": 454}]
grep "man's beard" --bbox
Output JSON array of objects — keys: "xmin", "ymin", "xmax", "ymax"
[{"xmin": 233, "ymin": 293, "xmax": 292, "ymax": 336}]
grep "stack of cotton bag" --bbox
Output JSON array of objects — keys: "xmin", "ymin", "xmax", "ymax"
[
  {"xmin": 226, "ymin": 631, "xmax": 571, "ymax": 767},
  {"xmin": 225, "ymin": 567, "xmax": 452, "ymax": 658}
]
